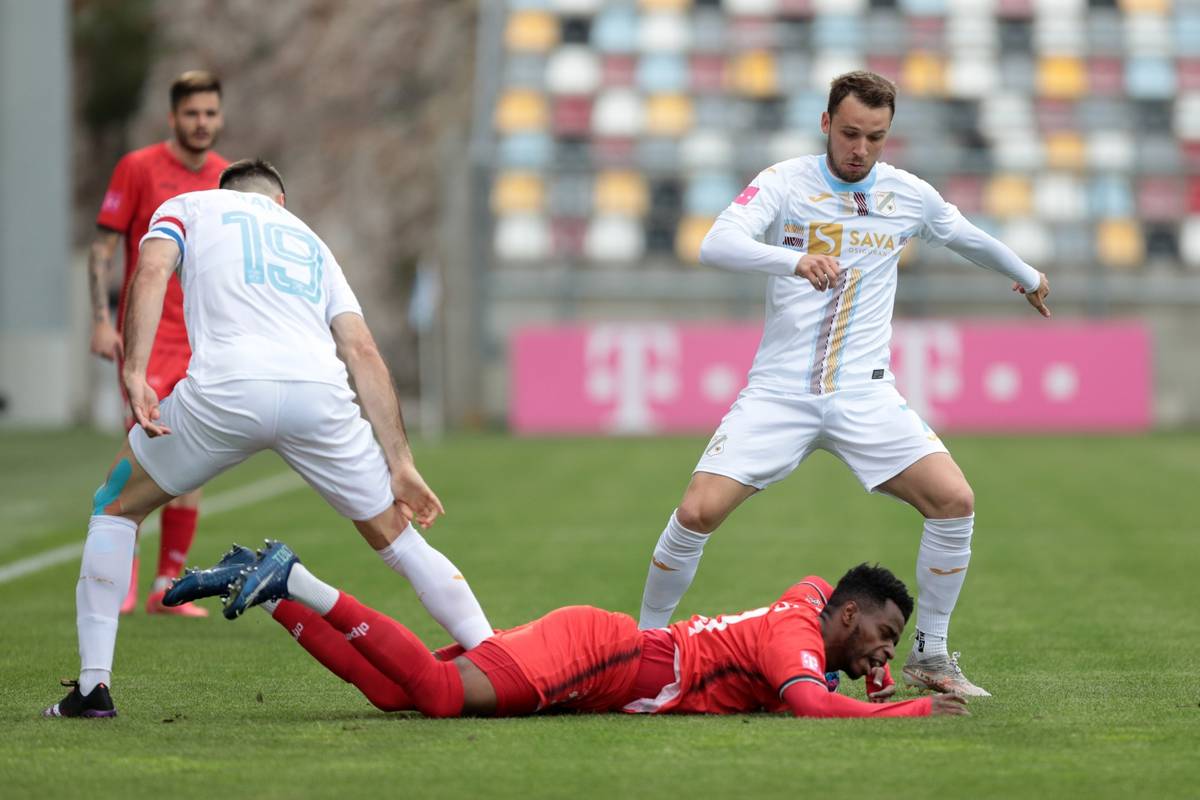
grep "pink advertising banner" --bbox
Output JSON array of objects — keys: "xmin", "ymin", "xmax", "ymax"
[{"xmin": 510, "ymin": 321, "xmax": 1152, "ymax": 435}]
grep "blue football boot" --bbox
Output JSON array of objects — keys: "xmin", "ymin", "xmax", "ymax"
[
  {"xmin": 162, "ymin": 544, "xmax": 257, "ymax": 607},
  {"xmin": 223, "ymin": 540, "xmax": 299, "ymax": 620}
]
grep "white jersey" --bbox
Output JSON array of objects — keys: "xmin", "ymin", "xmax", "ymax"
[
  {"xmin": 702, "ymin": 154, "xmax": 1039, "ymax": 395},
  {"xmin": 141, "ymin": 189, "xmax": 362, "ymax": 387}
]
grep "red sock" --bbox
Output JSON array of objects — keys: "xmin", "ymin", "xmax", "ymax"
[
  {"xmin": 324, "ymin": 592, "xmax": 464, "ymax": 718},
  {"xmin": 271, "ymin": 600, "xmax": 412, "ymax": 712},
  {"xmin": 157, "ymin": 506, "xmax": 198, "ymax": 579}
]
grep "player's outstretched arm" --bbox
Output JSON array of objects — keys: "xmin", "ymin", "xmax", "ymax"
[
  {"xmin": 87, "ymin": 229, "xmax": 123, "ymax": 361},
  {"xmin": 782, "ymin": 679, "xmax": 964, "ymax": 718},
  {"xmin": 122, "ymin": 238, "xmax": 177, "ymax": 436},
  {"xmin": 331, "ymin": 312, "xmax": 445, "ymax": 528}
]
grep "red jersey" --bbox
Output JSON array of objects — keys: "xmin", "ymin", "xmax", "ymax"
[
  {"xmin": 97, "ymin": 142, "xmax": 228, "ymax": 348},
  {"xmin": 634, "ymin": 577, "xmax": 835, "ymax": 715}
]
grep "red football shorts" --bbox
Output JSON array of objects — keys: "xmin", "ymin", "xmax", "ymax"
[{"xmin": 483, "ymin": 606, "xmax": 646, "ymax": 713}]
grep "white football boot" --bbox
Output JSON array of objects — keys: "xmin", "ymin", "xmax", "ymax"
[{"xmin": 903, "ymin": 646, "xmax": 992, "ymax": 697}]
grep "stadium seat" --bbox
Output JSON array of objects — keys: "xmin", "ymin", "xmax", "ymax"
[
  {"xmin": 1088, "ymin": 175, "xmax": 1135, "ymax": 219},
  {"xmin": 1177, "ymin": 11, "xmax": 1200, "ymax": 57},
  {"xmin": 1180, "ymin": 216, "xmax": 1200, "ymax": 268},
  {"xmin": 1086, "ymin": 130, "xmax": 1135, "ymax": 172},
  {"xmin": 947, "ymin": 55, "xmax": 999, "ymax": 98},
  {"xmin": 682, "ymin": 130, "xmax": 735, "ymax": 169},
  {"xmin": 945, "ymin": 175, "xmax": 985, "ymax": 215},
  {"xmin": 545, "ymin": 46, "xmax": 602, "ymax": 94},
  {"xmin": 1125, "ymin": 56, "xmax": 1176, "ymax": 100},
  {"xmin": 592, "ymin": 89, "xmax": 644, "ymax": 137},
  {"xmin": 552, "ymin": 96, "xmax": 593, "ymax": 136},
  {"xmin": 729, "ymin": 50, "xmax": 778, "ymax": 98},
  {"xmin": 494, "ymin": 214, "xmax": 552, "ymax": 262},
  {"xmin": 984, "ymin": 174, "xmax": 1033, "ymax": 217},
  {"xmin": 505, "ymin": 10, "xmax": 561, "ymax": 53},
  {"xmin": 903, "ymin": 52, "xmax": 946, "ymax": 97},
  {"xmin": 689, "ymin": 54, "xmax": 728, "ymax": 93},
  {"xmin": 690, "ymin": 9, "xmax": 728, "ymax": 52},
  {"xmin": 1033, "ymin": 173, "xmax": 1086, "ymax": 222},
  {"xmin": 552, "ymin": 0, "xmax": 603, "ymax": 13},
  {"xmin": 1036, "ymin": 56, "xmax": 1087, "ymax": 99},
  {"xmin": 640, "ymin": 11, "xmax": 692, "ymax": 52},
  {"xmin": 491, "ymin": 171, "xmax": 546, "ymax": 214},
  {"xmin": 593, "ymin": 136, "xmax": 637, "ymax": 167},
  {"xmin": 498, "ymin": 133, "xmax": 555, "ymax": 169},
  {"xmin": 723, "ymin": 0, "xmax": 783, "ymax": 16},
  {"xmin": 645, "ymin": 93, "xmax": 695, "ymax": 136},
  {"xmin": 1095, "ymin": 219, "xmax": 1145, "ymax": 269},
  {"xmin": 685, "ymin": 172, "xmax": 740, "ymax": 215},
  {"xmin": 594, "ymin": 170, "xmax": 650, "ymax": 216},
  {"xmin": 1000, "ymin": 218, "xmax": 1053, "ymax": 265},
  {"xmin": 495, "ymin": 89, "xmax": 549, "ymax": 133},
  {"xmin": 1175, "ymin": 93, "xmax": 1200, "ymax": 140},
  {"xmin": 585, "ymin": 215, "xmax": 646, "ymax": 262},
  {"xmin": 1136, "ymin": 177, "xmax": 1185, "ymax": 223},
  {"xmin": 638, "ymin": 53, "xmax": 689, "ymax": 93},
  {"xmin": 602, "ymin": 55, "xmax": 637, "ymax": 87},
  {"xmin": 675, "ymin": 215, "xmax": 716, "ymax": 262},
  {"xmin": 641, "ymin": 0, "xmax": 694, "ymax": 11},
  {"xmin": 592, "ymin": 6, "xmax": 639, "ymax": 53},
  {"xmin": 639, "ymin": 136, "xmax": 683, "ymax": 171},
  {"xmin": 1044, "ymin": 131, "xmax": 1085, "ymax": 170}
]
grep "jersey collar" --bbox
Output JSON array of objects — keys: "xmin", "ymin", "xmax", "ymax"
[{"xmin": 819, "ymin": 155, "xmax": 877, "ymax": 194}]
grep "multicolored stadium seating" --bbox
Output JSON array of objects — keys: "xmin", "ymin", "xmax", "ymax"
[{"xmin": 484, "ymin": 0, "xmax": 1200, "ymax": 274}]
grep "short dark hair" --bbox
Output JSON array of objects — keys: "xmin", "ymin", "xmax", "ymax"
[
  {"xmin": 219, "ymin": 158, "xmax": 286, "ymax": 195},
  {"xmin": 170, "ymin": 70, "xmax": 222, "ymax": 110},
  {"xmin": 828, "ymin": 563, "xmax": 914, "ymax": 621},
  {"xmin": 827, "ymin": 70, "xmax": 896, "ymax": 119}
]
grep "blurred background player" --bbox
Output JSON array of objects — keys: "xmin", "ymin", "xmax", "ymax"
[
  {"xmin": 637, "ymin": 72, "xmax": 1051, "ymax": 698},
  {"xmin": 42, "ymin": 159, "xmax": 491, "ymax": 718},
  {"xmin": 86, "ymin": 70, "xmax": 229, "ymax": 617},
  {"xmin": 178, "ymin": 544, "xmax": 969, "ymax": 720}
]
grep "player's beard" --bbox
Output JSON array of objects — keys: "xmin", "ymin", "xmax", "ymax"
[
  {"xmin": 825, "ymin": 143, "xmax": 868, "ymax": 184},
  {"xmin": 176, "ymin": 127, "xmax": 217, "ymax": 156}
]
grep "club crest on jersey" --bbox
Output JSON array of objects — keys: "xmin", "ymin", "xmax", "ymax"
[
  {"xmin": 875, "ymin": 191, "xmax": 897, "ymax": 216},
  {"xmin": 801, "ymin": 651, "xmax": 821, "ymax": 672},
  {"xmin": 705, "ymin": 433, "xmax": 727, "ymax": 457}
]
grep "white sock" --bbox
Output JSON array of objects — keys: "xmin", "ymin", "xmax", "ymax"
[
  {"xmin": 77, "ymin": 515, "xmax": 137, "ymax": 693},
  {"xmin": 259, "ymin": 599, "xmax": 280, "ymax": 615},
  {"xmin": 914, "ymin": 514, "xmax": 974, "ymax": 658},
  {"xmin": 285, "ymin": 563, "xmax": 339, "ymax": 616},
  {"xmin": 377, "ymin": 525, "xmax": 492, "ymax": 649},
  {"xmin": 639, "ymin": 510, "xmax": 710, "ymax": 629}
]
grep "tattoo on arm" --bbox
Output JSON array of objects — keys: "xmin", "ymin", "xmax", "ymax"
[{"xmin": 88, "ymin": 234, "xmax": 119, "ymax": 323}]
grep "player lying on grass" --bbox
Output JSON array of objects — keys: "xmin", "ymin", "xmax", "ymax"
[{"xmin": 166, "ymin": 542, "xmax": 969, "ymax": 718}]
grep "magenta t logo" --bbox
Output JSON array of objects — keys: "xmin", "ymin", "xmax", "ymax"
[{"xmin": 584, "ymin": 324, "xmax": 681, "ymax": 433}]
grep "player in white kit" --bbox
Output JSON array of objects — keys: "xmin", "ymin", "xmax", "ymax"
[
  {"xmin": 44, "ymin": 159, "xmax": 493, "ymax": 718},
  {"xmin": 637, "ymin": 72, "xmax": 1051, "ymax": 697}
]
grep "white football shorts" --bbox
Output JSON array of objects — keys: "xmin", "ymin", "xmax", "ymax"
[
  {"xmin": 693, "ymin": 383, "xmax": 949, "ymax": 492},
  {"xmin": 130, "ymin": 377, "xmax": 393, "ymax": 520}
]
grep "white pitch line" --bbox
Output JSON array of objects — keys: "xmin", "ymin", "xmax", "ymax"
[{"xmin": 0, "ymin": 471, "xmax": 305, "ymax": 585}]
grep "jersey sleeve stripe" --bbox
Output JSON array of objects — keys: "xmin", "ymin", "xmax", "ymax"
[
  {"xmin": 148, "ymin": 226, "xmax": 186, "ymax": 258},
  {"xmin": 156, "ymin": 216, "xmax": 187, "ymax": 238},
  {"xmin": 778, "ymin": 675, "xmax": 827, "ymax": 697}
]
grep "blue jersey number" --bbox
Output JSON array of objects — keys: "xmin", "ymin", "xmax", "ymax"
[{"xmin": 222, "ymin": 211, "xmax": 324, "ymax": 304}]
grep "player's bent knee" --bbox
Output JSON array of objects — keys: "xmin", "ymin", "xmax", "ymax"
[
  {"xmin": 931, "ymin": 484, "xmax": 974, "ymax": 518},
  {"xmin": 675, "ymin": 500, "xmax": 724, "ymax": 534}
]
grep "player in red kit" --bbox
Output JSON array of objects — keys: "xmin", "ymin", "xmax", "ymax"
[
  {"xmin": 169, "ymin": 544, "xmax": 968, "ymax": 719},
  {"xmin": 87, "ymin": 71, "xmax": 228, "ymax": 617}
]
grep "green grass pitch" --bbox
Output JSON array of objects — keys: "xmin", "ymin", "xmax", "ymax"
[{"xmin": 1, "ymin": 429, "xmax": 1198, "ymax": 799}]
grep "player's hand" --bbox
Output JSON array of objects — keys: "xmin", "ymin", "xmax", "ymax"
[
  {"xmin": 90, "ymin": 320, "xmax": 124, "ymax": 362},
  {"xmin": 795, "ymin": 254, "xmax": 841, "ymax": 292},
  {"xmin": 123, "ymin": 372, "xmax": 171, "ymax": 437},
  {"xmin": 866, "ymin": 666, "xmax": 895, "ymax": 702},
  {"xmin": 1012, "ymin": 272, "xmax": 1051, "ymax": 319},
  {"xmin": 391, "ymin": 463, "xmax": 446, "ymax": 529},
  {"xmin": 929, "ymin": 693, "xmax": 970, "ymax": 716}
]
